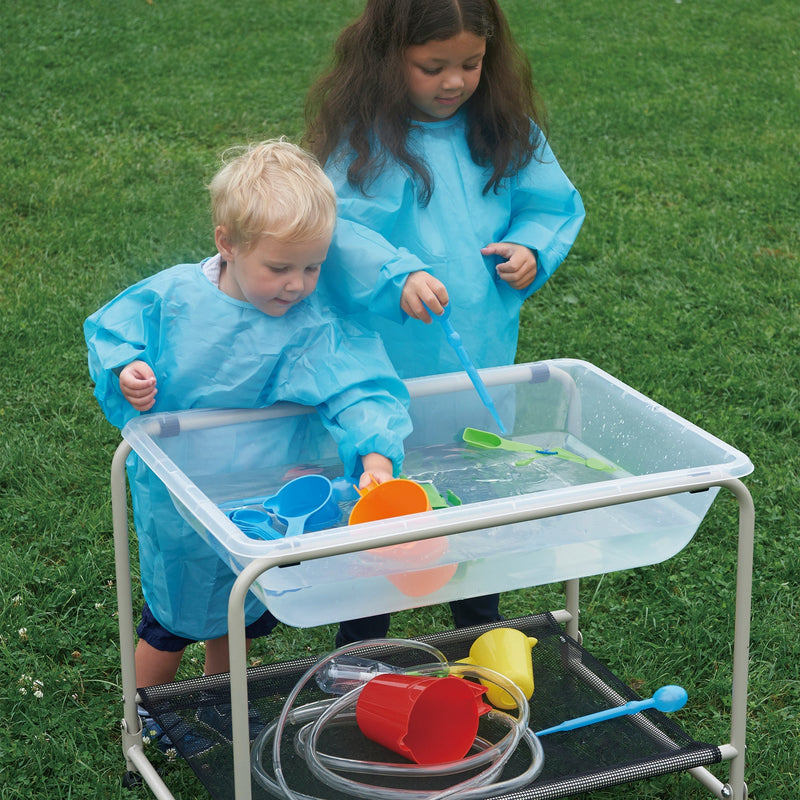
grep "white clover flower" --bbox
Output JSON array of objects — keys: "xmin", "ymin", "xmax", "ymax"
[
  {"xmin": 18, "ymin": 628, "xmax": 28, "ymax": 640},
  {"xmin": 12, "ymin": 594, "xmax": 21, "ymax": 605},
  {"xmin": 94, "ymin": 602, "xmax": 103, "ymax": 610},
  {"xmin": 17, "ymin": 675, "xmax": 44, "ymax": 698},
  {"xmin": 165, "ymin": 747, "xmax": 178, "ymax": 762}
]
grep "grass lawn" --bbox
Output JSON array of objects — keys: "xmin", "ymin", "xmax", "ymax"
[{"xmin": 1, "ymin": 0, "xmax": 797, "ymax": 797}]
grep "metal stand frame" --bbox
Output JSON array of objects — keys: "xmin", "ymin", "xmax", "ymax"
[{"xmin": 111, "ymin": 437, "xmax": 752, "ymax": 800}]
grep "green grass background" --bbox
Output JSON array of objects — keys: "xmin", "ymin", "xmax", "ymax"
[{"xmin": 1, "ymin": 0, "xmax": 797, "ymax": 797}]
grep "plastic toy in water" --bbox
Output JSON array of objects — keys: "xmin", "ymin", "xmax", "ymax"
[
  {"xmin": 463, "ymin": 427, "xmax": 542, "ymax": 454},
  {"xmin": 418, "ymin": 481, "xmax": 448, "ymax": 509},
  {"xmin": 262, "ymin": 474, "xmax": 341, "ymax": 537},
  {"xmin": 349, "ymin": 477, "xmax": 431, "ymax": 524},
  {"xmin": 225, "ymin": 508, "xmax": 282, "ymax": 541},
  {"xmin": 410, "ymin": 480, "xmax": 461, "ymax": 509},
  {"xmin": 355, "ymin": 673, "xmax": 492, "ymax": 764},
  {"xmin": 424, "ymin": 303, "xmax": 507, "ymax": 434},
  {"xmin": 536, "ymin": 684, "xmax": 689, "ymax": 736},
  {"xmin": 462, "ymin": 427, "xmax": 614, "ymax": 472},
  {"xmin": 460, "ymin": 627, "xmax": 538, "ymax": 709},
  {"xmin": 349, "ymin": 479, "xmax": 457, "ymax": 597}
]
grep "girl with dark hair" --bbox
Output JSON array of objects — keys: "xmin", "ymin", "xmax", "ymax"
[{"xmin": 305, "ymin": 0, "xmax": 585, "ymax": 641}]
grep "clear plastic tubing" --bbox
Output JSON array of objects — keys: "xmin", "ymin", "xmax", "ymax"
[{"xmin": 251, "ymin": 638, "xmax": 545, "ymax": 800}]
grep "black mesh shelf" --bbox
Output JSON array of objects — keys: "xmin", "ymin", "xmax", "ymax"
[{"xmin": 139, "ymin": 613, "xmax": 721, "ymax": 800}]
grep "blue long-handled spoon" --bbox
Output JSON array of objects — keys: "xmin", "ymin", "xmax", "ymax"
[
  {"xmin": 425, "ymin": 303, "xmax": 507, "ymax": 434},
  {"xmin": 536, "ymin": 685, "xmax": 688, "ymax": 737}
]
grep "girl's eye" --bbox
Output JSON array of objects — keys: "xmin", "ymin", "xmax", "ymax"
[{"xmin": 419, "ymin": 65, "xmax": 442, "ymax": 76}]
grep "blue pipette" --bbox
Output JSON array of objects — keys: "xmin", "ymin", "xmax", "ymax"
[
  {"xmin": 425, "ymin": 303, "xmax": 507, "ymax": 434},
  {"xmin": 535, "ymin": 685, "xmax": 688, "ymax": 737}
]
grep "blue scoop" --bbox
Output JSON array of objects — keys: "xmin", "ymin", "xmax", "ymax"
[
  {"xmin": 225, "ymin": 509, "xmax": 282, "ymax": 541},
  {"xmin": 426, "ymin": 303, "xmax": 507, "ymax": 434},
  {"xmin": 262, "ymin": 474, "xmax": 340, "ymax": 537},
  {"xmin": 536, "ymin": 685, "xmax": 688, "ymax": 737},
  {"xmin": 221, "ymin": 474, "xmax": 341, "ymax": 538}
]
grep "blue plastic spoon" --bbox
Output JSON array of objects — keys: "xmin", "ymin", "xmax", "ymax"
[
  {"xmin": 225, "ymin": 509, "xmax": 282, "ymax": 541},
  {"xmin": 535, "ymin": 685, "xmax": 688, "ymax": 737},
  {"xmin": 425, "ymin": 303, "xmax": 507, "ymax": 434}
]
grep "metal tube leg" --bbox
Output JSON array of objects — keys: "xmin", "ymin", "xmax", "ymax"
[
  {"xmin": 724, "ymin": 478, "xmax": 755, "ymax": 800},
  {"xmin": 111, "ymin": 442, "xmax": 143, "ymax": 770},
  {"xmin": 229, "ymin": 561, "xmax": 271, "ymax": 800},
  {"xmin": 565, "ymin": 577, "xmax": 581, "ymax": 642}
]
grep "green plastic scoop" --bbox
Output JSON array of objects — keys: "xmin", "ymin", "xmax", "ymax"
[
  {"xmin": 462, "ymin": 427, "xmax": 543, "ymax": 454},
  {"xmin": 462, "ymin": 428, "xmax": 615, "ymax": 472}
]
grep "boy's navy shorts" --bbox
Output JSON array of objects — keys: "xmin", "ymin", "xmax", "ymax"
[{"xmin": 137, "ymin": 602, "xmax": 280, "ymax": 652}]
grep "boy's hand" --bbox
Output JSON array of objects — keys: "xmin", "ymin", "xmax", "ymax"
[
  {"xmin": 400, "ymin": 271, "xmax": 449, "ymax": 323},
  {"xmin": 359, "ymin": 454, "xmax": 394, "ymax": 489},
  {"xmin": 119, "ymin": 360, "xmax": 158, "ymax": 411},
  {"xmin": 481, "ymin": 242, "xmax": 538, "ymax": 291}
]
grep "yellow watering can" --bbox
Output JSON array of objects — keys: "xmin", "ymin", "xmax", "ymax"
[{"xmin": 459, "ymin": 627, "xmax": 537, "ymax": 709}]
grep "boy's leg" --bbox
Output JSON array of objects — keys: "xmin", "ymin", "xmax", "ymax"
[
  {"xmin": 134, "ymin": 638, "xmax": 186, "ymax": 687},
  {"xmin": 205, "ymin": 608, "xmax": 280, "ymax": 674},
  {"xmin": 335, "ymin": 614, "xmax": 391, "ymax": 647},
  {"xmin": 134, "ymin": 635, "xmax": 216, "ymax": 755},
  {"xmin": 204, "ymin": 635, "xmax": 236, "ymax": 675},
  {"xmin": 135, "ymin": 605, "xmax": 192, "ymax": 688},
  {"xmin": 196, "ymin": 610, "xmax": 279, "ymax": 741},
  {"xmin": 449, "ymin": 593, "xmax": 503, "ymax": 628}
]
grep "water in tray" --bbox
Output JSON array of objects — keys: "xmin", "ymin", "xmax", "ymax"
[{"xmin": 401, "ymin": 440, "xmax": 617, "ymax": 506}]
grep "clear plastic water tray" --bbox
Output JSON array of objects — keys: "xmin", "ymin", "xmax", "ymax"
[{"xmin": 121, "ymin": 360, "xmax": 752, "ymax": 627}]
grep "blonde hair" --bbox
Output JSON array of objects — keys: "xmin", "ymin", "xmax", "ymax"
[{"xmin": 209, "ymin": 139, "xmax": 336, "ymax": 251}]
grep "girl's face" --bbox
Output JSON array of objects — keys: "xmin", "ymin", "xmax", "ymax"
[
  {"xmin": 215, "ymin": 228, "xmax": 329, "ymax": 317},
  {"xmin": 404, "ymin": 32, "xmax": 486, "ymax": 122}
]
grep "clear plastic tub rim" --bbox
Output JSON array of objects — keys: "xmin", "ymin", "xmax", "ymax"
[{"xmin": 121, "ymin": 360, "xmax": 753, "ymax": 627}]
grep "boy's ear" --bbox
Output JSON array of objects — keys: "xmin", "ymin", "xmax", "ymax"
[{"xmin": 215, "ymin": 226, "xmax": 235, "ymax": 261}]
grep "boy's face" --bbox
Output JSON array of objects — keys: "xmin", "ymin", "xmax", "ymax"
[
  {"xmin": 404, "ymin": 32, "xmax": 486, "ymax": 122},
  {"xmin": 216, "ymin": 229, "xmax": 330, "ymax": 317}
]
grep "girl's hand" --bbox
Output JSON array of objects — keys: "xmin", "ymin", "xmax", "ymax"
[
  {"xmin": 359, "ymin": 454, "xmax": 394, "ymax": 489},
  {"xmin": 481, "ymin": 242, "xmax": 538, "ymax": 291},
  {"xmin": 400, "ymin": 271, "xmax": 449, "ymax": 322},
  {"xmin": 119, "ymin": 360, "xmax": 158, "ymax": 411}
]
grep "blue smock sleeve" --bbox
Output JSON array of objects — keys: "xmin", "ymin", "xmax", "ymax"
[
  {"xmin": 84, "ymin": 279, "xmax": 162, "ymax": 429},
  {"xmin": 503, "ymin": 133, "xmax": 586, "ymax": 299},
  {"xmin": 264, "ymin": 311, "xmax": 412, "ymax": 478},
  {"xmin": 322, "ymin": 157, "xmax": 429, "ymax": 323}
]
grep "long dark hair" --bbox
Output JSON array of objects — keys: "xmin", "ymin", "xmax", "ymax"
[{"xmin": 303, "ymin": 0, "xmax": 547, "ymax": 205}]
